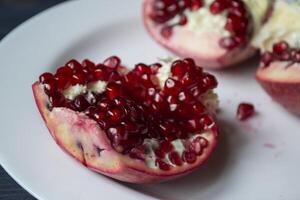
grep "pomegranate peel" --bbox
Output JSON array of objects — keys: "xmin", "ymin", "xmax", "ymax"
[
  {"xmin": 143, "ymin": 0, "xmax": 272, "ymax": 69},
  {"xmin": 33, "ymin": 57, "xmax": 219, "ymax": 183}
]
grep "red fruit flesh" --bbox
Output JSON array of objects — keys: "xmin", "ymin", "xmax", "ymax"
[
  {"xmin": 237, "ymin": 103, "xmax": 255, "ymax": 121},
  {"xmin": 33, "ymin": 57, "xmax": 219, "ymax": 183},
  {"xmin": 143, "ymin": 0, "xmax": 261, "ymax": 69}
]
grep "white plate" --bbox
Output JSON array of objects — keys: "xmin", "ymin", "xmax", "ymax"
[{"xmin": 0, "ymin": 1, "xmax": 299, "ymax": 199}]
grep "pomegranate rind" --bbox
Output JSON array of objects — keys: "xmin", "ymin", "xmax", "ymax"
[
  {"xmin": 143, "ymin": 0, "xmax": 257, "ymax": 69},
  {"xmin": 256, "ymin": 62, "xmax": 300, "ymax": 115},
  {"xmin": 32, "ymin": 82, "xmax": 219, "ymax": 183}
]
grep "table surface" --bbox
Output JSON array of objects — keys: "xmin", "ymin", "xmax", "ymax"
[{"xmin": 0, "ymin": 1, "xmax": 65, "ymax": 199}]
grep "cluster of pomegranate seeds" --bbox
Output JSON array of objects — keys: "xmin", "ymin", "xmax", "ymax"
[
  {"xmin": 237, "ymin": 103, "xmax": 255, "ymax": 121},
  {"xmin": 39, "ymin": 57, "xmax": 218, "ymax": 170},
  {"xmin": 211, "ymin": 0, "xmax": 252, "ymax": 50},
  {"xmin": 150, "ymin": 0, "xmax": 252, "ymax": 49},
  {"xmin": 261, "ymin": 41, "xmax": 300, "ymax": 67},
  {"xmin": 150, "ymin": 0, "xmax": 204, "ymax": 38}
]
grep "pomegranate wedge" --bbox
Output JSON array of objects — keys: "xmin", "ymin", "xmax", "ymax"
[
  {"xmin": 143, "ymin": 0, "xmax": 272, "ymax": 69},
  {"xmin": 33, "ymin": 57, "xmax": 219, "ymax": 183},
  {"xmin": 254, "ymin": 1, "xmax": 300, "ymax": 115}
]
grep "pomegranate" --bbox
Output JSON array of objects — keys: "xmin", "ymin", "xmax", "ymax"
[
  {"xmin": 32, "ymin": 56, "xmax": 219, "ymax": 183},
  {"xmin": 237, "ymin": 103, "xmax": 255, "ymax": 121},
  {"xmin": 254, "ymin": 1, "xmax": 300, "ymax": 115},
  {"xmin": 143, "ymin": 0, "xmax": 273, "ymax": 69}
]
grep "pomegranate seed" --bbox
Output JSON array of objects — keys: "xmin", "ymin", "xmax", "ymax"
[
  {"xmin": 93, "ymin": 110, "xmax": 106, "ymax": 121},
  {"xmin": 178, "ymin": 91, "xmax": 193, "ymax": 103},
  {"xmin": 48, "ymin": 92, "xmax": 64, "ymax": 108},
  {"xmin": 189, "ymin": 84, "xmax": 205, "ymax": 97},
  {"xmin": 181, "ymin": 73, "xmax": 196, "ymax": 86},
  {"xmin": 237, "ymin": 103, "xmax": 255, "ymax": 121},
  {"xmin": 43, "ymin": 78, "xmax": 57, "ymax": 95},
  {"xmin": 161, "ymin": 26, "xmax": 173, "ymax": 38},
  {"xmin": 73, "ymin": 95, "xmax": 90, "ymax": 111},
  {"xmin": 186, "ymin": 118, "xmax": 202, "ymax": 132},
  {"xmin": 103, "ymin": 56, "xmax": 121, "ymax": 69},
  {"xmin": 183, "ymin": 57, "xmax": 196, "ymax": 67},
  {"xmin": 97, "ymin": 98, "xmax": 111, "ymax": 110},
  {"xmin": 164, "ymin": 78, "xmax": 181, "ymax": 95},
  {"xmin": 176, "ymin": 104, "xmax": 190, "ymax": 117},
  {"xmin": 55, "ymin": 74, "xmax": 71, "ymax": 90},
  {"xmin": 192, "ymin": 102, "xmax": 205, "ymax": 115},
  {"xmin": 171, "ymin": 60, "xmax": 188, "ymax": 78},
  {"xmin": 178, "ymin": 15, "xmax": 187, "ymax": 25},
  {"xmin": 106, "ymin": 82, "xmax": 124, "ymax": 99},
  {"xmin": 261, "ymin": 51, "xmax": 273, "ymax": 67},
  {"xmin": 293, "ymin": 50, "xmax": 300, "ymax": 62},
  {"xmin": 182, "ymin": 151, "xmax": 197, "ymax": 164},
  {"xmin": 72, "ymin": 71, "xmax": 86, "ymax": 85},
  {"xmin": 107, "ymin": 107, "xmax": 124, "ymax": 122},
  {"xmin": 98, "ymin": 120, "xmax": 111, "ymax": 130},
  {"xmin": 160, "ymin": 140, "xmax": 173, "ymax": 153},
  {"xmin": 190, "ymin": 0, "xmax": 203, "ymax": 10},
  {"xmin": 159, "ymin": 121, "xmax": 173, "ymax": 135},
  {"xmin": 66, "ymin": 59, "xmax": 82, "ymax": 72},
  {"xmin": 93, "ymin": 68, "xmax": 107, "ymax": 81},
  {"xmin": 169, "ymin": 151, "xmax": 182, "ymax": 165},
  {"xmin": 108, "ymin": 71, "xmax": 121, "ymax": 81},
  {"xmin": 202, "ymin": 74, "xmax": 218, "ymax": 89},
  {"xmin": 155, "ymin": 148, "xmax": 166, "ymax": 158},
  {"xmin": 156, "ymin": 159, "xmax": 171, "ymax": 171},
  {"xmin": 225, "ymin": 14, "xmax": 248, "ymax": 34},
  {"xmin": 134, "ymin": 63, "xmax": 152, "ymax": 76},
  {"xmin": 200, "ymin": 114, "xmax": 214, "ymax": 129},
  {"xmin": 230, "ymin": 0, "xmax": 244, "ymax": 8},
  {"xmin": 114, "ymin": 97, "xmax": 127, "ymax": 107},
  {"xmin": 273, "ymin": 41, "xmax": 289, "ymax": 55},
  {"xmin": 56, "ymin": 66, "xmax": 73, "ymax": 77},
  {"xmin": 121, "ymin": 121, "xmax": 139, "ymax": 133},
  {"xmin": 82, "ymin": 59, "xmax": 96, "ymax": 71},
  {"xmin": 279, "ymin": 52, "xmax": 291, "ymax": 61},
  {"xmin": 229, "ymin": 5, "xmax": 246, "ymax": 17},
  {"xmin": 209, "ymin": 0, "xmax": 228, "ymax": 14},
  {"xmin": 39, "ymin": 72, "xmax": 54, "ymax": 84}
]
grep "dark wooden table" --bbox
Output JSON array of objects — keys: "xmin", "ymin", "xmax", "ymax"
[{"xmin": 0, "ymin": 1, "xmax": 65, "ymax": 199}]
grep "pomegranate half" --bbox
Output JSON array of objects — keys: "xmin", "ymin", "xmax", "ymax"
[
  {"xmin": 143, "ymin": 0, "xmax": 273, "ymax": 69},
  {"xmin": 254, "ymin": 1, "xmax": 300, "ymax": 115},
  {"xmin": 32, "ymin": 57, "xmax": 219, "ymax": 183}
]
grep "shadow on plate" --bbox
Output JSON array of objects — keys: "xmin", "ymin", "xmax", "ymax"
[{"xmin": 121, "ymin": 118, "xmax": 249, "ymax": 200}]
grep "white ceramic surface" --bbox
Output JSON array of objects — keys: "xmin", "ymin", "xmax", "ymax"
[{"xmin": 0, "ymin": 1, "xmax": 299, "ymax": 199}]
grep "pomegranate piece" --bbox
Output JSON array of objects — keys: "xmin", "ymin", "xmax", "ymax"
[
  {"xmin": 254, "ymin": 1, "xmax": 300, "ymax": 115},
  {"xmin": 143, "ymin": 0, "xmax": 273, "ymax": 68},
  {"xmin": 237, "ymin": 103, "xmax": 255, "ymax": 121},
  {"xmin": 32, "ymin": 56, "xmax": 219, "ymax": 183}
]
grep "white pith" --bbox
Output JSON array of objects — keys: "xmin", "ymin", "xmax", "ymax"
[
  {"xmin": 253, "ymin": 1, "xmax": 300, "ymax": 52},
  {"xmin": 168, "ymin": 0, "xmax": 271, "ymax": 42},
  {"xmin": 62, "ymin": 80, "xmax": 107, "ymax": 100},
  {"xmin": 184, "ymin": 0, "xmax": 230, "ymax": 38}
]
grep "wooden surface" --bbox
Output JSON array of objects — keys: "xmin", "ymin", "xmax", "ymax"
[{"xmin": 0, "ymin": 1, "xmax": 65, "ymax": 199}]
